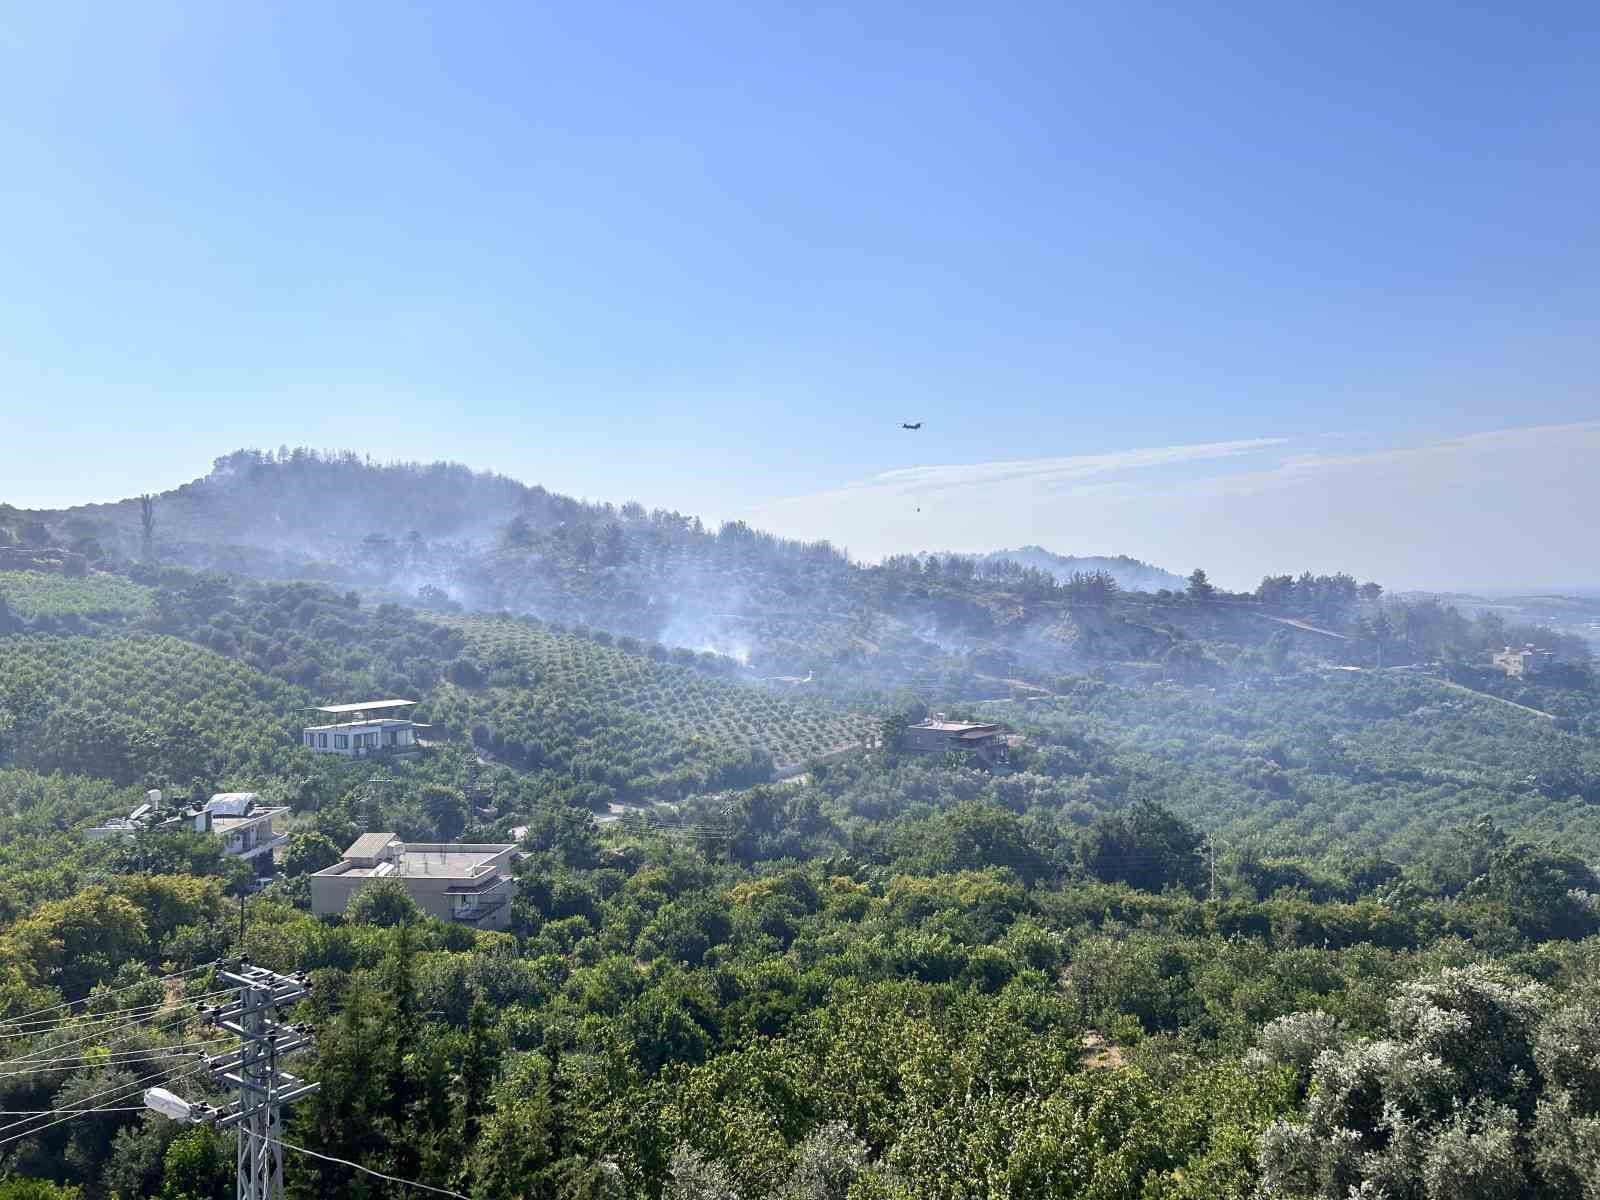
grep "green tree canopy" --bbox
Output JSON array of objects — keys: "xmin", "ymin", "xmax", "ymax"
[{"xmin": 345, "ymin": 877, "xmax": 422, "ymax": 928}]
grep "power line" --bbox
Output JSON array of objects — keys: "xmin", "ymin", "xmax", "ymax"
[
  {"xmin": 0, "ymin": 1064, "xmax": 205, "ymax": 1145},
  {"xmin": 0, "ymin": 1106, "xmax": 146, "ymax": 1116},
  {"xmin": 12, "ymin": 1037, "xmax": 231, "ymax": 1065},
  {"xmin": 1, "ymin": 988, "xmax": 235, "ymax": 1069},
  {"xmin": 148, "ymin": 960, "xmax": 466, "ymax": 1200},
  {"xmin": 5, "ymin": 967, "xmax": 480, "ymax": 1200},
  {"xmin": 0, "ymin": 997, "xmax": 188, "ymax": 1032},
  {"xmin": 0, "ymin": 1063, "xmax": 194, "ymax": 1135},
  {"xmin": 260, "ymin": 1132, "xmax": 472, "ymax": 1200},
  {"xmin": 0, "ymin": 1042, "xmax": 231, "ymax": 1077},
  {"xmin": 202, "ymin": 961, "xmax": 320, "ymax": 1200},
  {"xmin": 0, "ymin": 962, "xmax": 218, "ymax": 1030},
  {"xmin": 0, "ymin": 1004, "xmax": 177, "ymax": 1039},
  {"xmin": 0, "ymin": 988, "xmax": 234, "ymax": 1040},
  {"xmin": 3, "ymin": 985, "xmax": 236, "ymax": 1050}
]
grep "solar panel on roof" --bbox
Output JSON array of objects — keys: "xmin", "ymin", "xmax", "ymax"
[
  {"xmin": 312, "ymin": 699, "xmax": 418, "ymax": 714},
  {"xmin": 207, "ymin": 792, "xmax": 259, "ymax": 816}
]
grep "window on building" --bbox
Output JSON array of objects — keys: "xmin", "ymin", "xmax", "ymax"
[
  {"xmin": 318, "ymin": 733, "xmax": 328, "ymax": 749},
  {"xmin": 334, "ymin": 734, "xmax": 349, "ymax": 749},
  {"xmin": 305, "ymin": 733, "xmax": 315, "ymax": 747},
  {"xmin": 365, "ymin": 732, "xmax": 379, "ymax": 748}
]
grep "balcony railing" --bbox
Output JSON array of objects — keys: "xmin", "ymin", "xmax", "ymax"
[{"xmin": 451, "ymin": 894, "xmax": 509, "ymax": 922}]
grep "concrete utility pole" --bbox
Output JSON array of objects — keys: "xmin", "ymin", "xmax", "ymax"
[
  {"xmin": 202, "ymin": 961, "xmax": 320, "ymax": 1200},
  {"xmin": 720, "ymin": 800, "xmax": 737, "ymax": 866},
  {"xmin": 357, "ymin": 775, "xmax": 400, "ymax": 835}
]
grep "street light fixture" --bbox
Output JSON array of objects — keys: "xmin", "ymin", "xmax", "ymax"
[{"xmin": 144, "ymin": 1087, "xmax": 195, "ymax": 1122}]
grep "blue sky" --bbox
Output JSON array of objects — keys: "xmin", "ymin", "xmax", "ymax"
[{"xmin": 1, "ymin": 2, "xmax": 1595, "ymax": 586}]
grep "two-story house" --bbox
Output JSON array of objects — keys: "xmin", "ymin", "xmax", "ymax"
[
  {"xmin": 309, "ymin": 834, "xmax": 518, "ymax": 930},
  {"xmin": 87, "ymin": 791, "xmax": 289, "ymax": 872},
  {"xmin": 902, "ymin": 717, "xmax": 1011, "ymax": 766}
]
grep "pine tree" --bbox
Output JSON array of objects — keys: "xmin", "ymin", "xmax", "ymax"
[{"xmin": 139, "ymin": 495, "xmax": 156, "ymax": 561}]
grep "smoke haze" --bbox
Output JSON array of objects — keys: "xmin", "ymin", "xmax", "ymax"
[{"xmin": 744, "ymin": 421, "xmax": 1600, "ymax": 591}]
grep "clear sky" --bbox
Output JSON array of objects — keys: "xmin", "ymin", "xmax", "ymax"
[{"xmin": 2, "ymin": 2, "xmax": 1595, "ymax": 588}]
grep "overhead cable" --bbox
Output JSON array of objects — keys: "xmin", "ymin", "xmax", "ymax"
[
  {"xmin": 0, "ymin": 1064, "xmax": 203, "ymax": 1145},
  {"xmin": 260, "ymin": 1132, "xmax": 473, "ymax": 1200},
  {"xmin": 0, "ymin": 962, "xmax": 217, "ymax": 1030}
]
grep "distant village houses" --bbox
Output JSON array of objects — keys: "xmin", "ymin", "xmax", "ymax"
[
  {"xmin": 0, "ymin": 546, "xmax": 86, "ymax": 575},
  {"xmin": 1491, "ymin": 645, "xmax": 1557, "ymax": 678},
  {"xmin": 87, "ymin": 791, "xmax": 289, "ymax": 870},
  {"xmin": 302, "ymin": 699, "xmax": 427, "ymax": 756},
  {"xmin": 310, "ymin": 834, "xmax": 518, "ymax": 930}
]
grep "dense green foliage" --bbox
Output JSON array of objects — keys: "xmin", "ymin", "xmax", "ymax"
[
  {"xmin": 440, "ymin": 617, "xmax": 866, "ymax": 775},
  {"xmin": 0, "ymin": 636, "xmax": 314, "ymax": 788},
  {"xmin": 1001, "ymin": 670, "xmax": 1600, "ymax": 862},
  {"xmin": 0, "ymin": 573, "xmax": 153, "ymax": 625},
  {"xmin": 0, "ymin": 571, "xmax": 871, "ymax": 818},
  {"xmin": 4, "ymin": 461, "xmax": 1600, "ymax": 1197}
]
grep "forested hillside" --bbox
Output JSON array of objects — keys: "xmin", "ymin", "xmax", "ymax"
[
  {"xmin": 982, "ymin": 546, "xmax": 1187, "ymax": 593},
  {"xmin": 13, "ymin": 450, "xmax": 1590, "ymax": 706},
  {"xmin": 0, "ymin": 572, "xmax": 152, "ymax": 625},
  {"xmin": 3, "ymin": 464, "xmax": 1600, "ymax": 1199},
  {"xmin": 0, "ymin": 570, "xmax": 866, "ymax": 817},
  {"xmin": 0, "ymin": 636, "xmax": 311, "ymax": 787},
  {"xmin": 0, "ymin": 450, "xmax": 1389, "ymax": 689},
  {"xmin": 1000, "ymin": 672, "xmax": 1600, "ymax": 861}
]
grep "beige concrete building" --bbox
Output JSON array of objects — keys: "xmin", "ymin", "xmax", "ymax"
[{"xmin": 310, "ymin": 834, "xmax": 517, "ymax": 930}]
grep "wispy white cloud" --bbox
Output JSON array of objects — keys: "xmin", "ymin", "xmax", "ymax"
[
  {"xmin": 1195, "ymin": 419, "xmax": 1600, "ymax": 498},
  {"xmin": 859, "ymin": 438, "xmax": 1287, "ymax": 496},
  {"xmin": 744, "ymin": 421, "xmax": 1600, "ymax": 590}
]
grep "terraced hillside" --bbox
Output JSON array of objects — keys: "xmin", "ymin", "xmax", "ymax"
[
  {"xmin": 436, "ymin": 616, "xmax": 869, "ymax": 776},
  {"xmin": 0, "ymin": 635, "xmax": 315, "ymax": 788},
  {"xmin": 0, "ymin": 571, "xmax": 154, "ymax": 622},
  {"xmin": 0, "ymin": 577, "xmax": 872, "ymax": 819},
  {"xmin": 1003, "ymin": 669, "xmax": 1600, "ymax": 861}
]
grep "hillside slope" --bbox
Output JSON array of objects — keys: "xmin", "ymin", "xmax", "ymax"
[
  {"xmin": 1001, "ymin": 669, "xmax": 1600, "ymax": 860},
  {"xmin": 9, "ymin": 448, "xmax": 1589, "ymax": 707},
  {"xmin": 982, "ymin": 547, "xmax": 1186, "ymax": 592},
  {"xmin": 0, "ymin": 634, "xmax": 315, "ymax": 787},
  {"xmin": 437, "ymin": 616, "xmax": 868, "ymax": 776},
  {"xmin": 5, "ymin": 451, "xmax": 1229, "ymax": 682},
  {"xmin": 0, "ymin": 571, "xmax": 153, "ymax": 624},
  {"xmin": 0, "ymin": 573, "xmax": 873, "ymax": 812}
]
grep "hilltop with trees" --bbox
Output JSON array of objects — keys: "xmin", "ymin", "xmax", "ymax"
[
  {"xmin": 15, "ymin": 448, "xmax": 1579, "ymax": 702},
  {"xmin": 1, "ymin": 453, "xmax": 1598, "ymax": 1198}
]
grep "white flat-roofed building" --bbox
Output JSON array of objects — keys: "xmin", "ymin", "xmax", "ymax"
[
  {"xmin": 87, "ymin": 791, "xmax": 289, "ymax": 870},
  {"xmin": 309, "ymin": 834, "xmax": 517, "ymax": 929},
  {"xmin": 302, "ymin": 699, "xmax": 428, "ymax": 756},
  {"xmin": 205, "ymin": 793, "xmax": 290, "ymax": 862}
]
